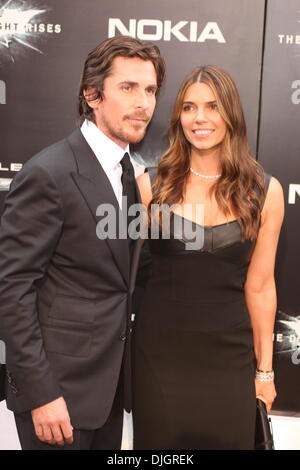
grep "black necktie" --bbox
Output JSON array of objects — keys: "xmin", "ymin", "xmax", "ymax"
[
  {"xmin": 120, "ymin": 153, "xmax": 136, "ymax": 243},
  {"xmin": 120, "ymin": 153, "xmax": 136, "ymax": 412}
]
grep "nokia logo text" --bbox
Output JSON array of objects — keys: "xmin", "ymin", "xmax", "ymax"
[{"xmin": 108, "ymin": 19, "xmax": 226, "ymax": 43}]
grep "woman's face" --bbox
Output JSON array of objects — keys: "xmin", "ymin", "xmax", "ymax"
[{"xmin": 180, "ymin": 82, "xmax": 227, "ymax": 155}]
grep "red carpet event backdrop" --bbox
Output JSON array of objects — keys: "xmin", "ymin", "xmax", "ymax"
[{"xmin": 0, "ymin": 0, "xmax": 299, "ymax": 413}]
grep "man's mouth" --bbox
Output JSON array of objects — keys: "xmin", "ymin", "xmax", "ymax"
[{"xmin": 125, "ymin": 113, "xmax": 149, "ymax": 124}]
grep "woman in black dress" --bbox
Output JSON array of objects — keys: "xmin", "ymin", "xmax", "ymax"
[{"xmin": 133, "ymin": 66, "xmax": 284, "ymax": 450}]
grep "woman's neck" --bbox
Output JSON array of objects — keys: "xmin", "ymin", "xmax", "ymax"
[{"xmin": 189, "ymin": 148, "xmax": 222, "ymax": 176}]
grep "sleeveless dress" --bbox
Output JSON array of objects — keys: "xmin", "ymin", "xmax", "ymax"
[{"xmin": 132, "ymin": 170, "xmax": 272, "ymax": 450}]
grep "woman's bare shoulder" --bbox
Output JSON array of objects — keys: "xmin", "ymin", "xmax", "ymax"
[{"xmin": 136, "ymin": 171, "xmax": 153, "ymax": 207}]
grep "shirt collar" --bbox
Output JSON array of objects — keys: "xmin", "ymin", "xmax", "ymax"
[{"xmin": 80, "ymin": 119, "xmax": 131, "ymax": 171}]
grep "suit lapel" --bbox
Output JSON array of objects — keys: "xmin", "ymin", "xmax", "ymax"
[{"xmin": 67, "ymin": 129, "xmax": 130, "ymax": 286}]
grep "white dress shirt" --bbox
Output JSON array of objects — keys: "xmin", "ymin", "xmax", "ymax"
[
  {"xmin": 81, "ymin": 119, "xmax": 132, "ymax": 209},
  {"xmin": 81, "ymin": 119, "xmax": 134, "ymax": 448}
]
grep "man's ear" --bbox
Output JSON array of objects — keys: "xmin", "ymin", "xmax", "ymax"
[{"xmin": 83, "ymin": 87, "xmax": 101, "ymax": 109}]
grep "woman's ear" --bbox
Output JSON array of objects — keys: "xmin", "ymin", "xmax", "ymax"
[{"xmin": 83, "ymin": 87, "xmax": 101, "ymax": 109}]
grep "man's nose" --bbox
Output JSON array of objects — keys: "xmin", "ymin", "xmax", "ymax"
[{"xmin": 134, "ymin": 90, "xmax": 149, "ymax": 108}]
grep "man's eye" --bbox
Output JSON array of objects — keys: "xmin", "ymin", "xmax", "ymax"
[
  {"xmin": 122, "ymin": 85, "xmax": 131, "ymax": 92},
  {"xmin": 146, "ymin": 88, "xmax": 156, "ymax": 95}
]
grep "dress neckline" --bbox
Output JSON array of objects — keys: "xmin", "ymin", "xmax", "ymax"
[{"xmin": 172, "ymin": 213, "xmax": 239, "ymax": 229}]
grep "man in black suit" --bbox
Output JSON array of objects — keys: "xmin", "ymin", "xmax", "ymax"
[{"xmin": 0, "ymin": 36, "xmax": 165, "ymax": 450}]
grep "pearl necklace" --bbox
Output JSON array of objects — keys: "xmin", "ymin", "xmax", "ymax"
[{"xmin": 190, "ymin": 167, "xmax": 221, "ymax": 179}]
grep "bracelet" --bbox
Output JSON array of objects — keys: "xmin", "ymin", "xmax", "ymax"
[{"xmin": 255, "ymin": 369, "xmax": 274, "ymax": 382}]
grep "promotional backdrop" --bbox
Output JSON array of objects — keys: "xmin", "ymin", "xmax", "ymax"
[
  {"xmin": 0, "ymin": 0, "xmax": 265, "ymax": 192},
  {"xmin": 258, "ymin": 0, "xmax": 300, "ymax": 413},
  {"xmin": 0, "ymin": 0, "xmax": 299, "ymax": 414}
]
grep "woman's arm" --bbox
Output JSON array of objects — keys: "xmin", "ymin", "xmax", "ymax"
[
  {"xmin": 136, "ymin": 171, "xmax": 153, "ymax": 245},
  {"xmin": 136, "ymin": 171, "xmax": 153, "ymax": 207},
  {"xmin": 244, "ymin": 176, "xmax": 284, "ymax": 410},
  {"xmin": 133, "ymin": 171, "xmax": 154, "ymax": 291}
]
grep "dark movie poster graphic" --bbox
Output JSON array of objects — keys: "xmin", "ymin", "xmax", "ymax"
[
  {"xmin": 0, "ymin": 0, "xmax": 66, "ymax": 202},
  {"xmin": 258, "ymin": 0, "xmax": 300, "ymax": 413},
  {"xmin": 0, "ymin": 0, "xmax": 265, "ymax": 214}
]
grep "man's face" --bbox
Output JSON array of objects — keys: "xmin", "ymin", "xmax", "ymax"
[{"xmin": 85, "ymin": 56, "xmax": 158, "ymax": 148}]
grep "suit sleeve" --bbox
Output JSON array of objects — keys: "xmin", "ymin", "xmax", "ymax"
[{"xmin": 0, "ymin": 163, "xmax": 64, "ymax": 411}]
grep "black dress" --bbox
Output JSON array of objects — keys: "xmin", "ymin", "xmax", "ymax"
[{"xmin": 132, "ymin": 171, "xmax": 272, "ymax": 450}]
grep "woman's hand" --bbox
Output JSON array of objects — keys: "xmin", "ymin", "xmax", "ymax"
[{"xmin": 255, "ymin": 380, "xmax": 277, "ymax": 413}]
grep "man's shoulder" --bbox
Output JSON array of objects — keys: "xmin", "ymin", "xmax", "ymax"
[{"xmin": 25, "ymin": 129, "xmax": 80, "ymax": 174}]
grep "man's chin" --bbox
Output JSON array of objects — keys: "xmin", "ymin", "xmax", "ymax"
[{"xmin": 127, "ymin": 130, "xmax": 147, "ymax": 144}]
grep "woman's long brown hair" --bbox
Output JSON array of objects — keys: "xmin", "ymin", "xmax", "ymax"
[{"xmin": 150, "ymin": 65, "xmax": 266, "ymax": 241}]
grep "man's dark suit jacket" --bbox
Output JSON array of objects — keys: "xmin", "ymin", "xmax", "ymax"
[{"xmin": 0, "ymin": 129, "xmax": 142, "ymax": 429}]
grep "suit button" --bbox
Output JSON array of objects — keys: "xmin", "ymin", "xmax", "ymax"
[{"xmin": 120, "ymin": 334, "xmax": 126, "ymax": 341}]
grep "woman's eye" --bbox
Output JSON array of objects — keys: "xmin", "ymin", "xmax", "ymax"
[
  {"xmin": 183, "ymin": 105, "xmax": 193, "ymax": 111},
  {"xmin": 210, "ymin": 103, "xmax": 218, "ymax": 110}
]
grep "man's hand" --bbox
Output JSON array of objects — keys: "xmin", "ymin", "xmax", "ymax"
[{"xmin": 31, "ymin": 396, "xmax": 73, "ymax": 446}]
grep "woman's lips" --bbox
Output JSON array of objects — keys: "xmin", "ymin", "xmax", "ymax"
[{"xmin": 192, "ymin": 129, "xmax": 215, "ymax": 135}]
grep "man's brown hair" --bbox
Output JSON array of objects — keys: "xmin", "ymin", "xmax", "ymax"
[{"xmin": 78, "ymin": 35, "xmax": 165, "ymax": 124}]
